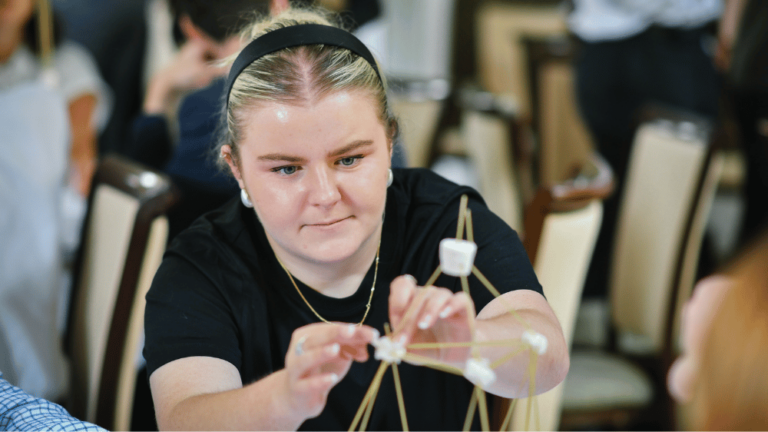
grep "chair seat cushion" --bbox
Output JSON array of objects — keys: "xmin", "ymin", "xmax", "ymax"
[{"xmin": 561, "ymin": 350, "xmax": 654, "ymax": 411}]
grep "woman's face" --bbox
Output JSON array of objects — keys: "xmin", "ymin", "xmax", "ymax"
[
  {"xmin": 667, "ymin": 276, "xmax": 732, "ymax": 403},
  {"xmin": 226, "ymin": 90, "xmax": 391, "ymax": 265}
]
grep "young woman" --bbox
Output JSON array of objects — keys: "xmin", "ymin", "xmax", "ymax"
[{"xmin": 144, "ymin": 7, "xmax": 568, "ymax": 430}]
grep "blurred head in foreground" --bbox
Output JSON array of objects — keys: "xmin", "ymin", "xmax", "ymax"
[{"xmin": 669, "ymin": 230, "xmax": 768, "ymax": 430}]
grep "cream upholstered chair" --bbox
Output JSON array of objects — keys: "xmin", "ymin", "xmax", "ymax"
[
  {"xmin": 524, "ymin": 36, "xmax": 595, "ymax": 186},
  {"xmin": 475, "ymin": 0, "xmax": 567, "ymax": 118},
  {"xmin": 65, "ymin": 156, "xmax": 177, "ymax": 430},
  {"xmin": 381, "ymin": 0, "xmax": 457, "ymax": 168},
  {"xmin": 560, "ymin": 108, "xmax": 722, "ymax": 430},
  {"xmin": 489, "ymin": 153, "xmax": 613, "ymax": 431},
  {"xmin": 457, "ymin": 89, "xmax": 525, "ymax": 232}
]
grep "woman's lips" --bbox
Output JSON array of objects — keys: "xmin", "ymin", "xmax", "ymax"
[{"xmin": 305, "ymin": 216, "xmax": 352, "ymax": 228}]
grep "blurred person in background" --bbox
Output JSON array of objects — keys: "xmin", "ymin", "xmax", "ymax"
[
  {"xmin": 715, "ymin": 0, "xmax": 768, "ymax": 247},
  {"xmin": 128, "ymin": 0, "xmax": 280, "ymax": 240},
  {"xmin": 0, "ymin": 0, "xmax": 110, "ymax": 400},
  {"xmin": 568, "ymin": 0, "xmax": 723, "ymax": 299},
  {"xmin": 668, "ymin": 228, "xmax": 768, "ymax": 430}
]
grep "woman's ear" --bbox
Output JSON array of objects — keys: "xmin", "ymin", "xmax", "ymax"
[{"xmin": 221, "ymin": 145, "xmax": 245, "ymax": 189}]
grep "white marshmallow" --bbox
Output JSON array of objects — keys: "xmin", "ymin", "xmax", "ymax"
[
  {"xmin": 522, "ymin": 330, "xmax": 548, "ymax": 355},
  {"xmin": 463, "ymin": 357, "xmax": 496, "ymax": 389},
  {"xmin": 439, "ymin": 238, "xmax": 478, "ymax": 277},
  {"xmin": 371, "ymin": 336, "xmax": 407, "ymax": 364}
]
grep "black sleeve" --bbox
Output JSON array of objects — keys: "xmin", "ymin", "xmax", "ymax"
[
  {"xmin": 127, "ymin": 114, "xmax": 172, "ymax": 170},
  {"xmin": 435, "ymin": 195, "xmax": 543, "ymax": 314},
  {"xmin": 143, "ymin": 254, "xmax": 242, "ymax": 378}
]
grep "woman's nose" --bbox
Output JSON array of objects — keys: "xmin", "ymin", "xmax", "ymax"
[{"xmin": 307, "ymin": 165, "xmax": 341, "ymax": 207}]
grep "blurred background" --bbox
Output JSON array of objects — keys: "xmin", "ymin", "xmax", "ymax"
[{"xmin": 1, "ymin": 0, "xmax": 767, "ymax": 430}]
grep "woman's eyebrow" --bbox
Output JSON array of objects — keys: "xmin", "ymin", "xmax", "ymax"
[
  {"xmin": 257, "ymin": 153, "xmax": 305, "ymax": 162},
  {"xmin": 328, "ymin": 140, "xmax": 373, "ymax": 157}
]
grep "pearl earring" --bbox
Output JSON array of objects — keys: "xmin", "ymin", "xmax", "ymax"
[
  {"xmin": 241, "ymin": 189, "xmax": 254, "ymax": 208},
  {"xmin": 387, "ymin": 168, "xmax": 393, "ymax": 187}
]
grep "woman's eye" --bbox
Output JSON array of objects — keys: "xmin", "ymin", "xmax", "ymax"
[
  {"xmin": 339, "ymin": 156, "xmax": 361, "ymax": 166},
  {"xmin": 273, "ymin": 166, "xmax": 299, "ymax": 175}
]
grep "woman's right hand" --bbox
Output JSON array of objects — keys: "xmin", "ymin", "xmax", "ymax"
[{"xmin": 280, "ymin": 323, "xmax": 377, "ymax": 421}]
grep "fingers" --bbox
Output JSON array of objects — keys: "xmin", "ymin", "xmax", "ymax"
[
  {"xmin": 389, "ymin": 275, "xmax": 418, "ymax": 330},
  {"xmin": 389, "ymin": 275, "xmax": 476, "ymax": 344},
  {"xmin": 289, "ymin": 342, "xmax": 343, "ymax": 381},
  {"xmin": 438, "ymin": 291, "xmax": 476, "ymax": 323},
  {"xmin": 286, "ymin": 323, "xmax": 377, "ymax": 373}
]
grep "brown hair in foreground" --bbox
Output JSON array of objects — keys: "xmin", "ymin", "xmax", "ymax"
[{"xmin": 691, "ymin": 229, "xmax": 768, "ymax": 430}]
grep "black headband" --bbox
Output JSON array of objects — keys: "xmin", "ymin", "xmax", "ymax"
[{"xmin": 225, "ymin": 24, "xmax": 382, "ymax": 106}]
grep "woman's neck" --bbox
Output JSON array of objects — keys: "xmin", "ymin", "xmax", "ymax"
[{"xmin": 268, "ymin": 226, "xmax": 382, "ymax": 299}]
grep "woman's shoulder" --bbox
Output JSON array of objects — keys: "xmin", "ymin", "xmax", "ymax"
[
  {"xmin": 393, "ymin": 168, "xmax": 486, "ymax": 209},
  {"xmin": 164, "ymin": 199, "xmax": 257, "ymax": 274},
  {"xmin": 390, "ymin": 168, "xmax": 496, "ymax": 243}
]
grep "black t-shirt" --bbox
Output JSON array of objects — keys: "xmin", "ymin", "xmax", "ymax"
[{"xmin": 144, "ymin": 168, "xmax": 543, "ymax": 431}]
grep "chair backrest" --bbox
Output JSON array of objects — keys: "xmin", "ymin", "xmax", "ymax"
[
  {"xmin": 66, "ymin": 156, "xmax": 177, "ymax": 430},
  {"xmin": 475, "ymin": 1, "xmax": 566, "ymax": 116},
  {"xmin": 669, "ymin": 150, "xmax": 724, "ymax": 353},
  {"xmin": 390, "ymin": 97, "xmax": 444, "ymax": 168},
  {"xmin": 505, "ymin": 153, "xmax": 613, "ymax": 431},
  {"xmin": 524, "ymin": 36, "xmax": 595, "ymax": 186},
  {"xmin": 382, "ymin": 0, "xmax": 456, "ymax": 82},
  {"xmin": 459, "ymin": 99, "xmax": 524, "ymax": 232},
  {"xmin": 610, "ymin": 109, "xmax": 715, "ymax": 355}
]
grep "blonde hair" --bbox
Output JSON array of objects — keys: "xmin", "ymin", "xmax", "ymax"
[
  {"xmin": 216, "ymin": 7, "xmax": 398, "ymax": 170},
  {"xmin": 689, "ymin": 232, "xmax": 768, "ymax": 430}
]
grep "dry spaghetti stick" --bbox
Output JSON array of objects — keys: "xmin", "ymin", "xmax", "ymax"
[
  {"xmin": 499, "ymin": 398, "xmax": 518, "ymax": 431},
  {"xmin": 349, "ymin": 361, "xmax": 389, "ymax": 432},
  {"xmin": 490, "ymin": 344, "xmax": 528, "ymax": 370},
  {"xmin": 534, "ymin": 393, "xmax": 541, "ymax": 431},
  {"xmin": 393, "ymin": 289, "xmax": 429, "ymax": 334},
  {"xmin": 391, "ymin": 362, "xmax": 409, "ymax": 431},
  {"xmin": 360, "ymin": 365, "xmax": 387, "ymax": 432},
  {"xmin": 407, "ymin": 338, "xmax": 522, "ymax": 350},
  {"xmin": 525, "ymin": 350, "xmax": 538, "ymax": 431},
  {"xmin": 37, "ymin": 0, "xmax": 53, "ymax": 66},
  {"xmin": 465, "ymin": 210, "xmax": 474, "ymax": 243},
  {"xmin": 476, "ymin": 386, "xmax": 490, "ymax": 432},
  {"xmin": 471, "ymin": 266, "xmax": 531, "ymax": 330},
  {"xmin": 402, "ymin": 353, "xmax": 464, "ymax": 376},
  {"xmin": 459, "ymin": 275, "xmax": 480, "ymax": 358},
  {"xmin": 456, "ymin": 194, "xmax": 469, "ymax": 240},
  {"xmin": 380, "ymin": 323, "xmax": 409, "ymax": 431},
  {"xmin": 424, "ymin": 265, "xmax": 442, "ymax": 288},
  {"xmin": 462, "ymin": 387, "xmax": 478, "ymax": 432}
]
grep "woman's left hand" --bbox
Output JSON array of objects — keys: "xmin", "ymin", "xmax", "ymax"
[{"xmin": 388, "ymin": 275, "xmax": 476, "ymax": 368}]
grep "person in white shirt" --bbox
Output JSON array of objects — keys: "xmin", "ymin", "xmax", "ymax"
[{"xmin": 568, "ymin": 0, "xmax": 723, "ymax": 299}]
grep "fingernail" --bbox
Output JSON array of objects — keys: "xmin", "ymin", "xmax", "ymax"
[
  {"xmin": 418, "ymin": 315, "xmax": 432, "ymax": 330},
  {"xmin": 327, "ymin": 343, "xmax": 340, "ymax": 355},
  {"xmin": 346, "ymin": 324, "xmax": 356, "ymax": 337},
  {"xmin": 439, "ymin": 307, "xmax": 451, "ymax": 319},
  {"xmin": 397, "ymin": 335, "xmax": 407, "ymax": 345},
  {"xmin": 404, "ymin": 274, "xmax": 417, "ymax": 285},
  {"xmin": 371, "ymin": 329, "xmax": 380, "ymax": 340},
  {"xmin": 326, "ymin": 373, "xmax": 339, "ymax": 384}
]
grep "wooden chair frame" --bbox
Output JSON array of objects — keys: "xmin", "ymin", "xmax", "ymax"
[{"xmin": 65, "ymin": 155, "xmax": 177, "ymax": 429}]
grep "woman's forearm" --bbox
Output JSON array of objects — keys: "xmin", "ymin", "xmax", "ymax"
[
  {"xmin": 473, "ymin": 308, "xmax": 569, "ymax": 398},
  {"xmin": 158, "ymin": 370, "xmax": 303, "ymax": 431}
]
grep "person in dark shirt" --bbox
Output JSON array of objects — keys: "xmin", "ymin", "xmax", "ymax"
[
  {"xmin": 143, "ymin": 6, "xmax": 569, "ymax": 430},
  {"xmin": 129, "ymin": 0, "xmax": 276, "ymax": 239}
]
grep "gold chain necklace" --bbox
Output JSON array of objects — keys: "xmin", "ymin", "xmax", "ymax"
[{"xmin": 275, "ymin": 241, "xmax": 381, "ymax": 326}]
